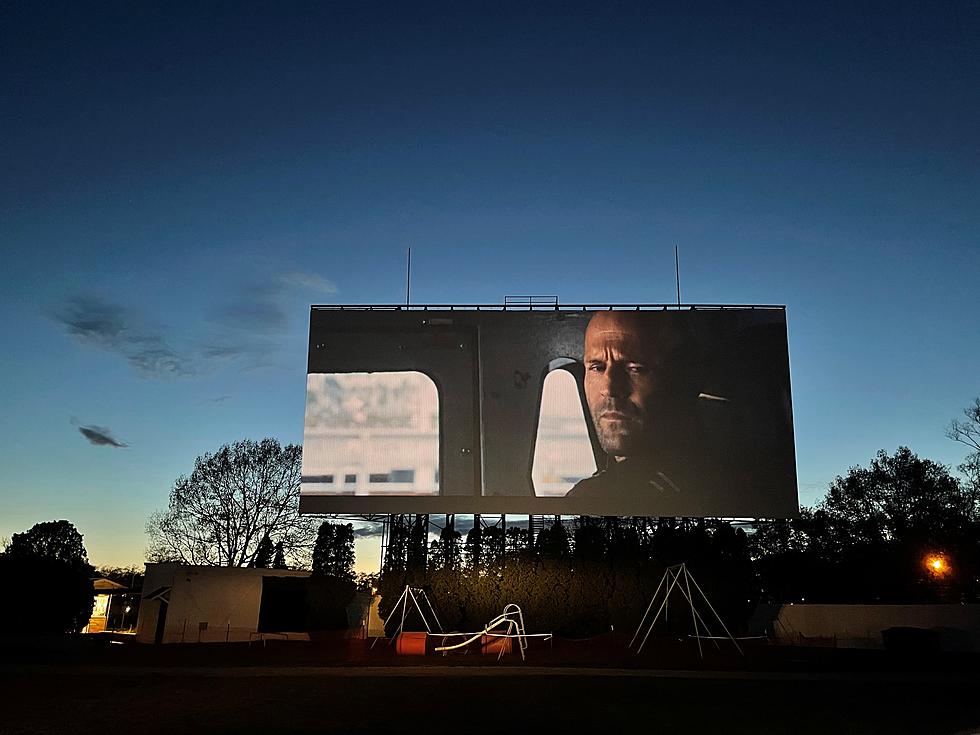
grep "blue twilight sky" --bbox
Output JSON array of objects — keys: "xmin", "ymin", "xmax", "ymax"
[{"xmin": 1, "ymin": 2, "xmax": 978, "ymax": 570}]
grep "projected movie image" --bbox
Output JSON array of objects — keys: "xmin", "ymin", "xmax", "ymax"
[
  {"xmin": 301, "ymin": 307, "xmax": 798, "ymax": 517},
  {"xmin": 301, "ymin": 372, "xmax": 439, "ymax": 496}
]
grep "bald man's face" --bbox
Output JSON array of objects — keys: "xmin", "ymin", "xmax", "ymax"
[{"xmin": 583, "ymin": 312, "xmax": 674, "ymax": 460}]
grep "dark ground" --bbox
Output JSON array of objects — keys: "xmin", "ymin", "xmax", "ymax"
[{"xmin": 3, "ymin": 636, "xmax": 980, "ymax": 735}]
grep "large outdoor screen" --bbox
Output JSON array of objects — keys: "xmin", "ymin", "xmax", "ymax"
[{"xmin": 300, "ymin": 306, "xmax": 798, "ymax": 517}]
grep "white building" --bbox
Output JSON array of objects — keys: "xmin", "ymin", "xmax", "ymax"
[{"xmin": 136, "ymin": 563, "xmax": 312, "ymax": 644}]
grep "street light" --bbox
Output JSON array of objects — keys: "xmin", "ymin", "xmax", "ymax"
[{"xmin": 925, "ymin": 553, "xmax": 951, "ymax": 578}]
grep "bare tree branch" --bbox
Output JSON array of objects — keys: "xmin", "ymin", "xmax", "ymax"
[
  {"xmin": 947, "ymin": 398, "xmax": 980, "ymax": 493},
  {"xmin": 947, "ymin": 398, "xmax": 980, "ymax": 454},
  {"xmin": 146, "ymin": 438, "xmax": 316, "ymax": 567}
]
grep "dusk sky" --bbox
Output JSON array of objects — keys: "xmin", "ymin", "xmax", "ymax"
[{"xmin": 2, "ymin": 2, "xmax": 978, "ymax": 571}]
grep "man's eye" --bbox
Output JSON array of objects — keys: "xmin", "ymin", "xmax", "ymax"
[
  {"xmin": 628, "ymin": 364, "xmax": 647, "ymax": 374},
  {"xmin": 586, "ymin": 364, "xmax": 603, "ymax": 372}
]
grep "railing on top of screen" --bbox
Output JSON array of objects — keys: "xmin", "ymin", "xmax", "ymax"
[
  {"xmin": 504, "ymin": 295, "xmax": 559, "ymax": 308},
  {"xmin": 309, "ymin": 303, "xmax": 786, "ymax": 311}
]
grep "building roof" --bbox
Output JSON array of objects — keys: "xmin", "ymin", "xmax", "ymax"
[{"xmin": 92, "ymin": 578, "xmax": 127, "ymax": 592}]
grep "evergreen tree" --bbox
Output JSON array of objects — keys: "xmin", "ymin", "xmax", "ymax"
[
  {"xmin": 272, "ymin": 541, "xmax": 287, "ymax": 569},
  {"xmin": 537, "ymin": 519, "xmax": 570, "ymax": 559},
  {"xmin": 573, "ymin": 517, "xmax": 606, "ymax": 562},
  {"xmin": 251, "ymin": 532, "xmax": 274, "ymax": 568},
  {"xmin": 431, "ymin": 525, "xmax": 461, "ymax": 571},
  {"xmin": 311, "ymin": 522, "xmax": 355, "ymax": 581}
]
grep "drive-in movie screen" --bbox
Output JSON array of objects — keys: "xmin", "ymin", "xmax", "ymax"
[{"xmin": 300, "ymin": 306, "xmax": 798, "ymax": 517}]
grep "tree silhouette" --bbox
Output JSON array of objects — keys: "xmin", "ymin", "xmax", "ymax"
[
  {"xmin": 6, "ymin": 520, "xmax": 89, "ymax": 566},
  {"xmin": 95, "ymin": 565, "xmax": 143, "ymax": 590},
  {"xmin": 573, "ymin": 517, "xmax": 606, "ymax": 562},
  {"xmin": 431, "ymin": 524, "xmax": 462, "ymax": 571},
  {"xmin": 311, "ymin": 522, "xmax": 355, "ymax": 581},
  {"xmin": 377, "ymin": 514, "xmax": 755, "ymax": 636},
  {"xmin": 753, "ymin": 447, "xmax": 979, "ymax": 603},
  {"xmin": 146, "ymin": 438, "xmax": 315, "ymax": 567},
  {"xmin": 272, "ymin": 541, "xmax": 287, "ymax": 569},
  {"xmin": 821, "ymin": 447, "xmax": 973, "ymax": 551},
  {"xmin": 505, "ymin": 526, "xmax": 530, "ymax": 556},
  {"xmin": 251, "ymin": 533, "xmax": 274, "ymax": 568},
  {"xmin": 463, "ymin": 525, "xmax": 483, "ymax": 569},
  {"xmin": 948, "ymin": 398, "xmax": 980, "ymax": 493},
  {"xmin": 537, "ymin": 519, "xmax": 570, "ymax": 559},
  {"xmin": 0, "ymin": 520, "xmax": 94, "ymax": 633}
]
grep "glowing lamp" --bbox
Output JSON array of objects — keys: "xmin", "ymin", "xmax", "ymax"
[{"xmin": 925, "ymin": 553, "xmax": 951, "ymax": 577}]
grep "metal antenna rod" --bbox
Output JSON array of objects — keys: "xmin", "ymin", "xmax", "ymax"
[
  {"xmin": 406, "ymin": 247, "xmax": 412, "ymax": 306},
  {"xmin": 674, "ymin": 245, "xmax": 681, "ymax": 305}
]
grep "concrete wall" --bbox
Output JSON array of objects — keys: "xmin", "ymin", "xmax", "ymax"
[
  {"xmin": 136, "ymin": 564, "xmax": 310, "ymax": 644},
  {"xmin": 770, "ymin": 604, "xmax": 980, "ymax": 650}
]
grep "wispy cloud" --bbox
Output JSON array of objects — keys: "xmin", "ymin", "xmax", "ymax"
[
  {"xmin": 75, "ymin": 422, "xmax": 128, "ymax": 448},
  {"xmin": 199, "ymin": 333, "xmax": 280, "ymax": 372},
  {"xmin": 352, "ymin": 523, "xmax": 384, "ymax": 539},
  {"xmin": 278, "ymin": 271, "xmax": 338, "ymax": 295},
  {"xmin": 203, "ymin": 269, "xmax": 338, "ymax": 370},
  {"xmin": 53, "ymin": 296, "xmax": 193, "ymax": 377},
  {"xmin": 57, "ymin": 297, "xmax": 126, "ymax": 343},
  {"xmin": 216, "ymin": 292, "xmax": 288, "ymax": 334},
  {"xmin": 450, "ymin": 517, "xmax": 476, "ymax": 535},
  {"xmin": 53, "ymin": 269, "xmax": 337, "ymax": 378}
]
